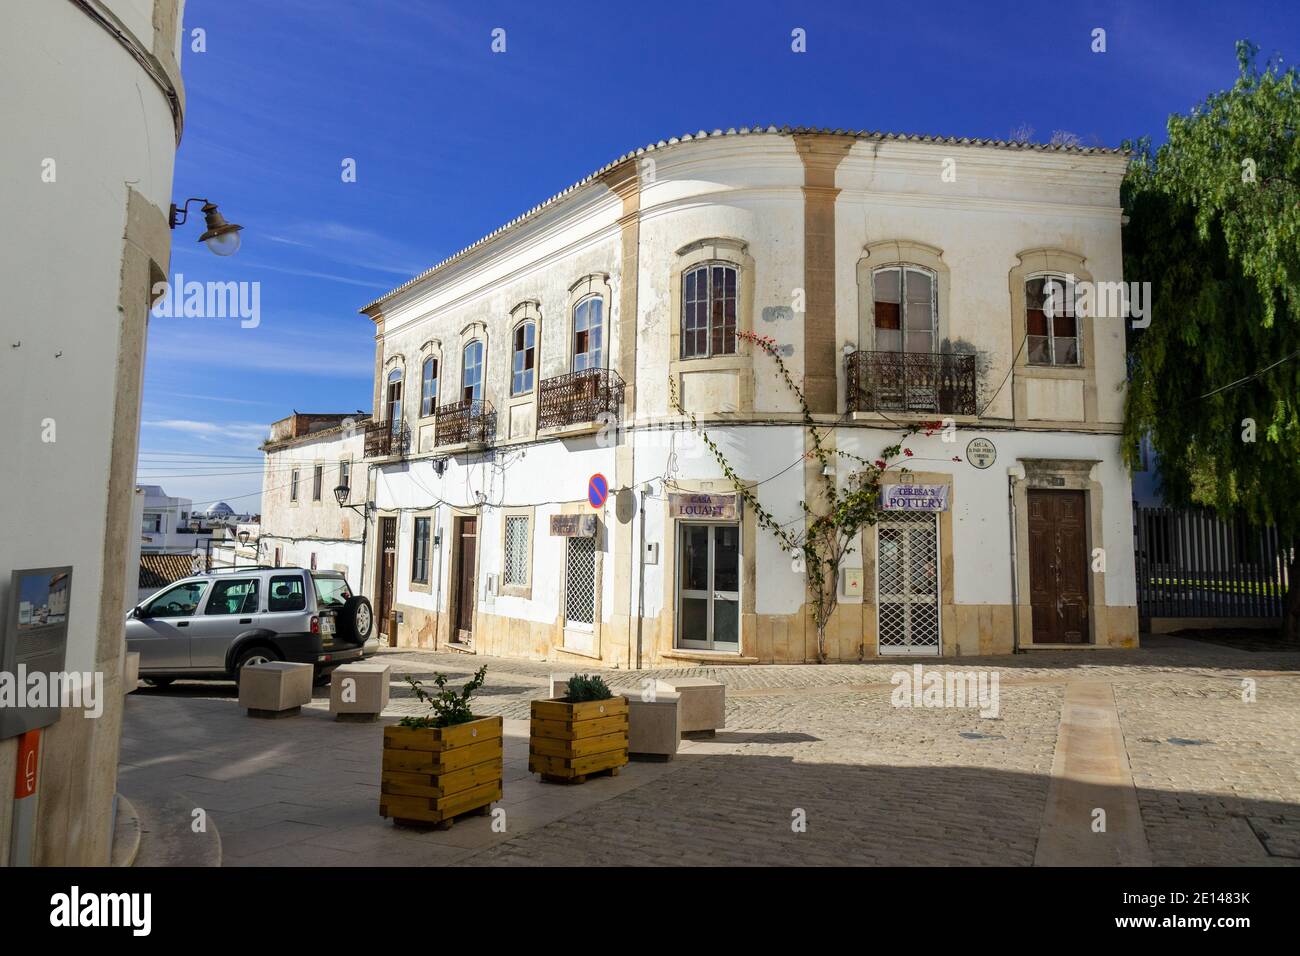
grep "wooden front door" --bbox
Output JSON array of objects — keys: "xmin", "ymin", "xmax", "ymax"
[
  {"xmin": 377, "ymin": 516, "xmax": 397, "ymax": 642},
  {"xmin": 1027, "ymin": 489, "xmax": 1090, "ymax": 644},
  {"xmin": 452, "ymin": 516, "xmax": 477, "ymax": 645}
]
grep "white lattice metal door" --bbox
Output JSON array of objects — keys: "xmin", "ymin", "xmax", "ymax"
[
  {"xmin": 563, "ymin": 535, "xmax": 596, "ymax": 653},
  {"xmin": 876, "ymin": 512, "xmax": 940, "ymax": 656}
]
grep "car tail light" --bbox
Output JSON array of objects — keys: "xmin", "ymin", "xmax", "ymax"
[{"xmin": 310, "ymin": 615, "xmax": 320, "ymax": 635}]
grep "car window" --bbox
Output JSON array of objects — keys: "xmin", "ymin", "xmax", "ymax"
[
  {"xmin": 205, "ymin": 579, "xmax": 259, "ymax": 616},
  {"xmin": 312, "ymin": 574, "xmax": 351, "ymax": 608},
  {"xmin": 267, "ymin": 575, "xmax": 306, "ymax": 612},
  {"xmin": 145, "ymin": 581, "xmax": 207, "ymax": 618}
]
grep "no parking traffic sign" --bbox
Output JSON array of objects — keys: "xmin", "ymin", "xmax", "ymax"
[{"xmin": 588, "ymin": 473, "xmax": 609, "ymax": 509}]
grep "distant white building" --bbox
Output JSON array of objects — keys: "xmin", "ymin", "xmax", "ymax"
[
  {"xmin": 139, "ymin": 484, "xmax": 204, "ymax": 553},
  {"xmin": 258, "ymin": 412, "xmax": 368, "ymax": 587}
]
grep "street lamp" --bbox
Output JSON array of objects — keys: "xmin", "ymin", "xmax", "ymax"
[
  {"xmin": 169, "ymin": 198, "xmax": 243, "ymax": 256},
  {"xmin": 334, "ymin": 484, "xmax": 370, "ymax": 518}
]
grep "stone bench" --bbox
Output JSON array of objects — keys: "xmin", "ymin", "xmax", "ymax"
[
  {"xmin": 123, "ymin": 651, "xmax": 140, "ymax": 695},
  {"xmin": 620, "ymin": 680, "xmax": 680, "ymax": 759},
  {"xmin": 663, "ymin": 677, "xmax": 725, "ymax": 738},
  {"xmin": 239, "ymin": 661, "xmax": 313, "ymax": 718},
  {"xmin": 329, "ymin": 662, "xmax": 391, "ymax": 721}
]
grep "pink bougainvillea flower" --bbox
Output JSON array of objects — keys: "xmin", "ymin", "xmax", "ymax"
[{"xmin": 903, "ymin": 448, "xmax": 914, "ymax": 457}]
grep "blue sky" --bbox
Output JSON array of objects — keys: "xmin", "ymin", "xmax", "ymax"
[{"xmin": 141, "ymin": 0, "xmax": 1300, "ymax": 513}]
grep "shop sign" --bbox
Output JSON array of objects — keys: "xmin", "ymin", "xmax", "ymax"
[
  {"xmin": 668, "ymin": 493, "xmax": 738, "ymax": 520},
  {"xmin": 881, "ymin": 484, "xmax": 949, "ymax": 512},
  {"xmin": 550, "ymin": 514, "xmax": 597, "ymax": 537}
]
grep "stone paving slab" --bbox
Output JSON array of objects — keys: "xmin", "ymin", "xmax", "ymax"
[{"xmin": 118, "ymin": 635, "xmax": 1300, "ymax": 866}]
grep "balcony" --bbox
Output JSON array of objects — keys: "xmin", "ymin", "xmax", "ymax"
[
  {"xmin": 434, "ymin": 399, "xmax": 496, "ymax": 448},
  {"xmin": 364, "ymin": 418, "xmax": 410, "ymax": 458},
  {"xmin": 538, "ymin": 368, "xmax": 625, "ymax": 433},
  {"xmin": 845, "ymin": 350, "xmax": 977, "ymax": 416}
]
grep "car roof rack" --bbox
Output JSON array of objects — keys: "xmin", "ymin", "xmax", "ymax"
[{"xmin": 204, "ymin": 565, "xmax": 302, "ymax": 574}]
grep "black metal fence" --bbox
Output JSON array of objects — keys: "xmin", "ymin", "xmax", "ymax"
[
  {"xmin": 1134, "ymin": 506, "xmax": 1292, "ymax": 619},
  {"xmin": 434, "ymin": 399, "xmax": 496, "ymax": 447},
  {"xmin": 363, "ymin": 418, "xmax": 410, "ymax": 458},
  {"xmin": 538, "ymin": 367, "xmax": 624, "ymax": 430},
  {"xmin": 845, "ymin": 350, "xmax": 977, "ymax": 415}
]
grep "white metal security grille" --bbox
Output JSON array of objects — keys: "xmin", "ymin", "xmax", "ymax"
[
  {"xmin": 564, "ymin": 535, "xmax": 596, "ymax": 626},
  {"xmin": 503, "ymin": 515, "xmax": 529, "ymax": 586},
  {"xmin": 877, "ymin": 512, "xmax": 940, "ymax": 655}
]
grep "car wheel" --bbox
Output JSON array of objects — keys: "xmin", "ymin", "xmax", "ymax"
[
  {"xmin": 144, "ymin": 677, "xmax": 175, "ymax": 688},
  {"xmin": 339, "ymin": 595, "xmax": 374, "ymax": 643},
  {"xmin": 233, "ymin": 645, "xmax": 281, "ymax": 680}
]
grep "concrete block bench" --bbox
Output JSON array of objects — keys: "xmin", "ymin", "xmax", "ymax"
[
  {"xmin": 123, "ymin": 651, "xmax": 140, "ymax": 695},
  {"xmin": 664, "ymin": 677, "xmax": 725, "ymax": 738},
  {"xmin": 329, "ymin": 662, "xmax": 391, "ymax": 721},
  {"xmin": 239, "ymin": 661, "xmax": 313, "ymax": 718},
  {"xmin": 620, "ymin": 681, "xmax": 680, "ymax": 759}
]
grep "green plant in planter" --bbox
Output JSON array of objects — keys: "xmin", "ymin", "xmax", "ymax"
[
  {"xmin": 399, "ymin": 665, "xmax": 487, "ymax": 728},
  {"xmin": 565, "ymin": 673, "xmax": 613, "ymax": 703}
]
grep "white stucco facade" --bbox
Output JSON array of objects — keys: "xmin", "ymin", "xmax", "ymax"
[
  {"xmin": 263, "ymin": 127, "xmax": 1139, "ymax": 667},
  {"xmin": 0, "ymin": 0, "xmax": 185, "ymax": 864},
  {"xmin": 259, "ymin": 415, "xmax": 367, "ymax": 590}
]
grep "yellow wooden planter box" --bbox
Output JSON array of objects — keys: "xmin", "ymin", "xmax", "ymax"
[
  {"xmin": 529, "ymin": 696, "xmax": 628, "ymax": 783},
  {"xmin": 380, "ymin": 716, "xmax": 502, "ymax": 828}
]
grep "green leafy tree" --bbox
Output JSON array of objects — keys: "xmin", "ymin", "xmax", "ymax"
[
  {"xmin": 1122, "ymin": 41, "xmax": 1300, "ymax": 637},
  {"xmin": 670, "ymin": 331, "xmax": 941, "ymax": 662}
]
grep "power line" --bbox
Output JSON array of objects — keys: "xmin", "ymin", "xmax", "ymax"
[{"xmin": 1198, "ymin": 348, "xmax": 1300, "ymax": 399}]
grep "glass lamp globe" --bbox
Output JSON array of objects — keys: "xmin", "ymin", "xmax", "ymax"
[{"xmin": 204, "ymin": 230, "xmax": 242, "ymax": 257}]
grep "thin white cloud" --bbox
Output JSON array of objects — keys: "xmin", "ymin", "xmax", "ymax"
[
  {"xmin": 142, "ymin": 420, "xmax": 271, "ymax": 442},
  {"xmin": 147, "ymin": 339, "xmax": 373, "ymax": 378}
]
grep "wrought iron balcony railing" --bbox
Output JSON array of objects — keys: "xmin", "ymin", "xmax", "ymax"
[
  {"xmin": 434, "ymin": 399, "xmax": 496, "ymax": 447},
  {"xmin": 845, "ymin": 350, "xmax": 977, "ymax": 416},
  {"xmin": 538, "ymin": 367, "xmax": 625, "ymax": 430},
  {"xmin": 363, "ymin": 418, "xmax": 410, "ymax": 458}
]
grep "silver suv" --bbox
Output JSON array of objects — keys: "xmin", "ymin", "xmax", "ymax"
[{"xmin": 126, "ymin": 567, "xmax": 374, "ymax": 687}]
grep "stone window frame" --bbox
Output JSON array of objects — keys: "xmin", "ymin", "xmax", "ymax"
[
  {"xmin": 383, "ymin": 354, "xmax": 406, "ymax": 426},
  {"xmin": 1023, "ymin": 273, "xmax": 1085, "ymax": 369},
  {"xmin": 509, "ymin": 306, "xmax": 540, "ymax": 397},
  {"xmin": 566, "ymin": 275, "xmax": 612, "ymax": 374},
  {"xmin": 668, "ymin": 238, "xmax": 757, "ymax": 415},
  {"xmin": 417, "ymin": 339, "xmax": 442, "ymax": 420},
  {"xmin": 458, "ymin": 320, "xmax": 489, "ymax": 405},
  {"xmin": 289, "ymin": 467, "xmax": 300, "ymax": 506},
  {"xmin": 408, "ymin": 509, "xmax": 435, "ymax": 593},
  {"xmin": 856, "ymin": 240, "xmax": 951, "ymax": 353},
  {"xmin": 502, "ymin": 301, "xmax": 541, "ymax": 444},
  {"xmin": 498, "ymin": 506, "xmax": 535, "ymax": 598},
  {"xmin": 337, "ymin": 456, "xmax": 353, "ymax": 504},
  {"xmin": 1008, "ymin": 248, "xmax": 1099, "ymax": 424},
  {"xmin": 311, "ymin": 460, "xmax": 324, "ymax": 504}
]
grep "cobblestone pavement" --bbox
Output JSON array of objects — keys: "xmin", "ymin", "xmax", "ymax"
[{"xmin": 119, "ymin": 635, "xmax": 1300, "ymax": 866}]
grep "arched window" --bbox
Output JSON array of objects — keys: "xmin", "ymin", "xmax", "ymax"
[
  {"xmin": 420, "ymin": 357, "xmax": 438, "ymax": 416},
  {"xmin": 572, "ymin": 297, "xmax": 604, "ymax": 371},
  {"xmin": 872, "ymin": 265, "xmax": 935, "ymax": 353},
  {"xmin": 1025, "ymin": 274, "xmax": 1080, "ymax": 366},
  {"xmin": 386, "ymin": 367, "xmax": 403, "ymax": 431},
  {"xmin": 511, "ymin": 321, "xmax": 536, "ymax": 395},
  {"xmin": 461, "ymin": 340, "xmax": 484, "ymax": 402},
  {"xmin": 681, "ymin": 262, "xmax": 737, "ymax": 358}
]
